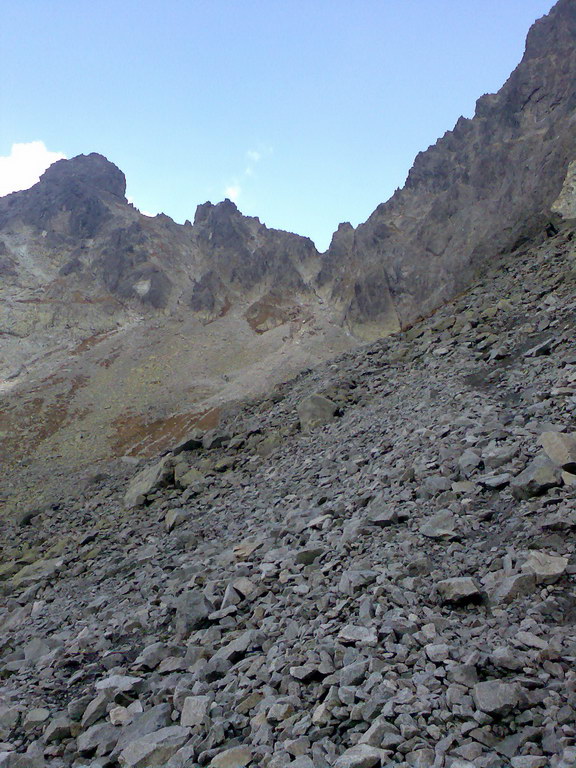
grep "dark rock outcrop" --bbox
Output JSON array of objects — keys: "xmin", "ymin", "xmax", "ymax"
[
  {"xmin": 0, "ymin": 153, "xmax": 126, "ymax": 239},
  {"xmin": 318, "ymin": 0, "xmax": 576, "ymax": 337}
]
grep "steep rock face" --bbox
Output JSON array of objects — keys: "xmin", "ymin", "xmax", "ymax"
[
  {"xmin": 0, "ymin": 157, "xmax": 323, "ymax": 379},
  {"xmin": 0, "ymin": 152, "xmax": 126, "ymax": 239},
  {"xmin": 189, "ymin": 200, "xmax": 319, "ymax": 320},
  {"xmin": 318, "ymin": 0, "xmax": 576, "ymax": 338}
]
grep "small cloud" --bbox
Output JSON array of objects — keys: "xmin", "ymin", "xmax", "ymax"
[
  {"xmin": 225, "ymin": 147, "xmax": 272, "ymax": 202},
  {"xmin": 225, "ymin": 184, "xmax": 241, "ymax": 202},
  {"xmin": 0, "ymin": 141, "xmax": 66, "ymax": 197},
  {"xmin": 127, "ymin": 195, "xmax": 156, "ymax": 217}
]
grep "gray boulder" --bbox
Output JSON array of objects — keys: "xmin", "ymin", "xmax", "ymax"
[
  {"xmin": 297, "ymin": 394, "xmax": 338, "ymax": 432},
  {"xmin": 124, "ymin": 456, "xmax": 174, "ymax": 508}
]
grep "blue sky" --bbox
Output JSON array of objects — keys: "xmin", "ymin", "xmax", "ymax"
[{"xmin": 0, "ymin": 0, "xmax": 557, "ymax": 251}]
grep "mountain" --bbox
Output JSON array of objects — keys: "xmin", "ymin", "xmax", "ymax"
[
  {"xmin": 0, "ymin": 182, "xmax": 575, "ymax": 768},
  {"xmin": 318, "ymin": 0, "xmax": 576, "ymax": 338},
  {"xmin": 1, "ymin": 2, "xmax": 576, "ymax": 766},
  {"xmin": 1, "ymin": 0, "xmax": 575, "ymax": 513}
]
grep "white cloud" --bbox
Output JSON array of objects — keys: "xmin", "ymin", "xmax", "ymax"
[
  {"xmin": 225, "ymin": 184, "xmax": 241, "ymax": 202},
  {"xmin": 0, "ymin": 141, "xmax": 66, "ymax": 197},
  {"xmin": 225, "ymin": 147, "xmax": 272, "ymax": 202}
]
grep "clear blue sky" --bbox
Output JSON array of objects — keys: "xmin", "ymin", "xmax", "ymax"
[{"xmin": 0, "ymin": 0, "xmax": 557, "ymax": 251}]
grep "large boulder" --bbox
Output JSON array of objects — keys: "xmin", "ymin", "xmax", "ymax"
[
  {"xmin": 510, "ymin": 455, "xmax": 562, "ymax": 500},
  {"xmin": 539, "ymin": 431, "xmax": 576, "ymax": 472},
  {"xmin": 472, "ymin": 681, "xmax": 522, "ymax": 716},
  {"xmin": 124, "ymin": 456, "xmax": 174, "ymax": 508},
  {"xmin": 117, "ymin": 725, "xmax": 190, "ymax": 768},
  {"xmin": 297, "ymin": 394, "xmax": 338, "ymax": 432}
]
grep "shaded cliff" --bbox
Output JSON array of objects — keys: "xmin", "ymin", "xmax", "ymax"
[{"xmin": 318, "ymin": 0, "xmax": 576, "ymax": 338}]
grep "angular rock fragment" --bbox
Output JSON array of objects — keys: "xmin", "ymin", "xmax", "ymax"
[
  {"xmin": 124, "ymin": 456, "xmax": 174, "ymax": 508},
  {"xmin": 436, "ymin": 577, "xmax": 482, "ymax": 604},
  {"xmin": 539, "ymin": 430, "xmax": 576, "ymax": 472},
  {"xmin": 522, "ymin": 550, "xmax": 568, "ymax": 584},
  {"xmin": 117, "ymin": 725, "xmax": 189, "ymax": 768},
  {"xmin": 297, "ymin": 394, "xmax": 338, "ymax": 432},
  {"xmin": 209, "ymin": 746, "xmax": 252, "ymax": 767},
  {"xmin": 472, "ymin": 681, "xmax": 522, "ymax": 716},
  {"xmin": 334, "ymin": 744, "xmax": 390, "ymax": 768},
  {"xmin": 510, "ymin": 456, "xmax": 562, "ymax": 499}
]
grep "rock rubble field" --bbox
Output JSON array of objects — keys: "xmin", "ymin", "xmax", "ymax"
[{"xmin": 1, "ymin": 229, "xmax": 575, "ymax": 768}]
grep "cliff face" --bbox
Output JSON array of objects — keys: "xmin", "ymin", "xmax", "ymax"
[
  {"xmin": 0, "ymin": 155, "xmax": 322, "ymax": 380},
  {"xmin": 317, "ymin": 0, "xmax": 576, "ymax": 338}
]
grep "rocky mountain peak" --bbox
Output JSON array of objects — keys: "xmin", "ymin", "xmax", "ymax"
[
  {"xmin": 0, "ymin": 153, "xmax": 127, "ymax": 240},
  {"xmin": 319, "ymin": 0, "xmax": 576, "ymax": 339},
  {"xmin": 523, "ymin": 0, "xmax": 576, "ymax": 60},
  {"xmin": 38, "ymin": 152, "xmax": 127, "ymax": 201},
  {"xmin": 193, "ymin": 198, "xmax": 243, "ymax": 226}
]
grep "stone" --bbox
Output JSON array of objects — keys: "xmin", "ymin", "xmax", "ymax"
[
  {"xmin": 420, "ymin": 509, "xmax": 456, "ymax": 539},
  {"xmin": 43, "ymin": 716, "xmax": 71, "ymax": 743},
  {"xmin": 297, "ymin": 394, "xmax": 338, "ymax": 432},
  {"xmin": 209, "ymin": 746, "xmax": 252, "ymax": 767},
  {"xmin": 117, "ymin": 726, "xmax": 190, "ymax": 768},
  {"xmin": 522, "ymin": 550, "xmax": 568, "ymax": 584},
  {"xmin": 174, "ymin": 590, "xmax": 213, "ymax": 637},
  {"xmin": 539, "ymin": 431, "xmax": 576, "ymax": 471},
  {"xmin": 334, "ymin": 744, "xmax": 389, "ymax": 768},
  {"xmin": 510, "ymin": 456, "xmax": 562, "ymax": 500},
  {"xmin": 436, "ymin": 577, "xmax": 481, "ymax": 604},
  {"xmin": 180, "ymin": 695, "xmax": 211, "ymax": 727},
  {"xmin": 124, "ymin": 456, "xmax": 174, "ymax": 508},
  {"xmin": 337, "ymin": 625, "xmax": 378, "ymax": 646},
  {"xmin": 472, "ymin": 681, "xmax": 521, "ymax": 716}
]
